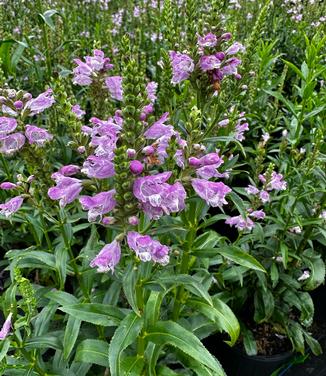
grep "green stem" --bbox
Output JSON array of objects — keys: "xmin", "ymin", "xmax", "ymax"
[
  {"xmin": 136, "ymin": 274, "xmax": 145, "ymax": 357},
  {"xmin": 61, "ymin": 221, "xmax": 90, "ymax": 300},
  {"xmin": 172, "ymin": 226, "xmax": 196, "ymax": 320}
]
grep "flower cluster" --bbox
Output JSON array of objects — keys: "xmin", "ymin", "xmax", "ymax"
[
  {"xmin": 73, "ymin": 49, "xmax": 113, "ymax": 86},
  {"xmin": 0, "ymin": 89, "xmax": 55, "ymax": 155},
  {"xmin": 169, "ymin": 31, "xmax": 245, "ymax": 91}
]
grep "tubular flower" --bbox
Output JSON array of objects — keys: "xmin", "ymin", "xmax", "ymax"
[{"xmin": 90, "ymin": 240, "xmax": 121, "ymax": 272}]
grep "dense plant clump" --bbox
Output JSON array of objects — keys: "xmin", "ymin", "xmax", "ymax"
[{"xmin": 0, "ymin": 0, "xmax": 325, "ymax": 375}]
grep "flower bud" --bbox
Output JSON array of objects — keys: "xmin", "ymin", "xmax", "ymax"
[
  {"xmin": 130, "ymin": 160, "xmax": 144, "ymax": 175},
  {"xmin": 128, "ymin": 216, "xmax": 139, "ymax": 225},
  {"xmin": 0, "ymin": 182, "xmax": 17, "ymax": 190},
  {"xmin": 27, "ymin": 175, "xmax": 35, "ymax": 183},
  {"xmin": 102, "ymin": 216, "xmax": 116, "ymax": 225},
  {"xmin": 142, "ymin": 145, "xmax": 155, "ymax": 155},
  {"xmin": 221, "ymin": 32, "xmax": 232, "ymax": 41},
  {"xmin": 127, "ymin": 148, "xmax": 136, "ymax": 158},
  {"xmin": 14, "ymin": 100, "xmax": 24, "ymax": 109},
  {"xmin": 77, "ymin": 146, "xmax": 86, "ymax": 154}
]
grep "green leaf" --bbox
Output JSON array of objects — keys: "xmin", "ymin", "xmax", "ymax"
[
  {"xmin": 157, "ymin": 275, "xmax": 212, "ymax": 306},
  {"xmin": 193, "ymin": 231, "xmax": 220, "ymax": 250},
  {"xmin": 34, "ymin": 302, "xmax": 58, "ymax": 336},
  {"xmin": 188, "ymin": 297, "xmax": 240, "ymax": 346},
  {"xmin": 123, "ymin": 262, "xmax": 140, "ymax": 314},
  {"xmin": 303, "ymin": 331, "xmax": 322, "ymax": 356},
  {"xmin": 216, "ymin": 246, "xmax": 266, "ymax": 272},
  {"xmin": 25, "ymin": 333, "xmax": 63, "ymax": 351},
  {"xmin": 38, "ymin": 10, "xmax": 60, "ymax": 31},
  {"xmin": 280, "ymin": 243, "xmax": 288, "ymax": 269},
  {"xmin": 228, "ymin": 191, "xmax": 247, "ymax": 218},
  {"xmin": 46, "ymin": 290, "xmax": 78, "ymax": 305},
  {"xmin": 144, "ymin": 291, "xmax": 163, "ymax": 328},
  {"xmin": 109, "ymin": 312, "xmax": 144, "ymax": 376},
  {"xmin": 242, "ymin": 325, "xmax": 257, "ymax": 356},
  {"xmin": 63, "ymin": 316, "xmax": 81, "ymax": 360},
  {"xmin": 0, "ymin": 339, "xmax": 10, "ymax": 362},
  {"xmin": 146, "ymin": 321, "xmax": 225, "ymax": 375},
  {"xmin": 303, "ymin": 256, "xmax": 326, "ymax": 290},
  {"xmin": 58, "ymin": 304, "xmax": 124, "ymax": 326},
  {"xmin": 120, "ymin": 356, "xmax": 145, "ymax": 375},
  {"xmin": 75, "ymin": 339, "xmax": 109, "ymax": 367}
]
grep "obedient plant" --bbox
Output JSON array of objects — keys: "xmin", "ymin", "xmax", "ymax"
[{"xmin": 0, "ymin": 1, "xmax": 325, "ymax": 375}]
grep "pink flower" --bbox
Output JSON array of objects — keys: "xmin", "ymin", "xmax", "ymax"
[
  {"xmin": 245, "ymin": 185, "xmax": 259, "ymax": 195},
  {"xmin": 199, "ymin": 55, "xmax": 222, "ymax": 71},
  {"xmin": 90, "ymin": 240, "xmax": 121, "ymax": 272},
  {"xmin": 259, "ymin": 190, "xmax": 270, "ymax": 203},
  {"xmin": 79, "ymin": 190, "xmax": 116, "ymax": 222},
  {"xmin": 133, "ymin": 172, "xmax": 186, "ymax": 219},
  {"xmin": 81, "ymin": 155, "xmax": 115, "ymax": 179},
  {"xmin": 72, "ymin": 104, "xmax": 85, "ymax": 119},
  {"xmin": 259, "ymin": 171, "xmax": 287, "ymax": 191},
  {"xmin": 225, "ymin": 42, "xmax": 245, "ymax": 55},
  {"xmin": 0, "ymin": 313, "xmax": 12, "ymax": 340},
  {"xmin": 25, "ymin": 125, "xmax": 53, "ymax": 146},
  {"xmin": 130, "ymin": 160, "xmax": 144, "ymax": 175},
  {"xmin": 0, "ymin": 182, "xmax": 17, "ymax": 190},
  {"xmin": 105, "ymin": 76, "xmax": 123, "ymax": 101},
  {"xmin": 0, "ymin": 117, "xmax": 17, "ymax": 135},
  {"xmin": 169, "ymin": 51, "xmax": 194, "ymax": 84},
  {"xmin": 127, "ymin": 231, "xmax": 170, "ymax": 265},
  {"xmin": 146, "ymin": 81, "xmax": 158, "ymax": 103},
  {"xmin": 25, "ymin": 89, "xmax": 55, "ymax": 115},
  {"xmin": 48, "ymin": 176, "xmax": 82, "ymax": 207},
  {"xmin": 197, "ymin": 33, "xmax": 218, "ymax": 48},
  {"xmin": 249, "ymin": 210, "xmax": 266, "ymax": 220},
  {"xmin": 0, "ymin": 133, "xmax": 25, "ymax": 155},
  {"xmin": 226, "ymin": 215, "xmax": 255, "ymax": 231},
  {"xmin": 191, "ymin": 178, "xmax": 231, "ymax": 207},
  {"xmin": 0, "ymin": 196, "xmax": 23, "ymax": 217}
]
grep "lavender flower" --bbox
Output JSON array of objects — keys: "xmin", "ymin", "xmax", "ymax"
[
  {"xmin": 249, "ymin": 210, "xmax": 266, "ymax": 220},
  {"xmin": 73, "ymin": 50, "xmax": 113, "ymax": 86},
  {"xmin": 0, "ymin": 313, "xmax": 12, "ymax": 340},
  {"xmin": 259, "ymin": 171, "xmax": 287, "ymax": 191},
  {"xmin": 48, "ymin": 176, "xmax": 82, "ymax": 207},
  {"xmin": 191, "ymin": 178, "xmax": 231, "ymax": 207},
  {"xmin": 259, "ymin": 190, "xmax": 270, "ymax": 203},
  {"xmin": 25, "ymin": 125, "xmax": 53, "ymax": 146},
  {"xmin": 90, "ymin": 240, "xmax": 121, "ymax": 272},
  {"xmin": 169, "ymin": 51, "xmax": 194, "ymax": 84},
  {"xmin": 146, "ymin": 81, "xmax": 158, "ymax": 103},
  {"xmin": 72, "ymin": 104, "xmax": 86, "ymax": 119},
  {"xmin": 197, "ymin": 33, "xmax": 217, "ymax": 48},
  {"xmin": 245, "ymin": 185, "xmax": 259, "ymax": 195},
  {"xmin": 0, "ymin": 133, "xmax": 25, "ymax": 155},
  {"xmin": 225, "ymin": 42, "xmax": 245, "ymax": 55},
  {"xmin": 0, "ymin": 182, "xmax": 17, "ymax": 190},
  {"xmin": 144, "ymin": 112, "xmax": 175, "ymax": 139},
  {"xmin": 79, "ymin": 190, "xmax": 116, "ymax": 222},
  {"xmin": 81, "ymin": 155, "xmax": 115, "ymax": 179},
  {"xmin": 0, "ymin": 117, "xmax": 17, "ymax": 135},
  {"xmin": 133, "ymin": 172, "xmax": 186, "ymax": 219},
  {"xmin": 105, "ymin": 76, "xmax": 123, "ymax": 101},
  {"xmin": 127, "ymin": 231, "xmax": 170, "ymax": 265},
  {"xmin": 225, "ymin": 215, "xmax": 255, "ymax": 231},
  {"xmin": 199, "ymin": 55, "xmax": 222, "ymax": 71},
  {"xmin": 0, "ymin": 196, "xmax": 24, "ymax": 217},
  {"xmin": 130, "ymin": 160, "xmax": 144, "ymax": 175},
  {"xmin": 25, "ymin": 89, "xmax": 55, "ymax": 115}
]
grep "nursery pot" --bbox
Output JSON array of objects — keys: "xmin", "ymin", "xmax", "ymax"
[
  {"xmin": 203, "ymin": 336, "xmax": 293, "ymax": 376},
  {"xmin": 220, "ymin": 345, "xmax": 293, "ymax": 376}
]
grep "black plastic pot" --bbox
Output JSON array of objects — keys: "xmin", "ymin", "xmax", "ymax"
[
  {"xmin": 220, "ymin": 345, "xmax": 293, "ymax": 376},
  {"xmin": 203, "ymin": 335, "xmax": 293, "ymax": 376}
]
